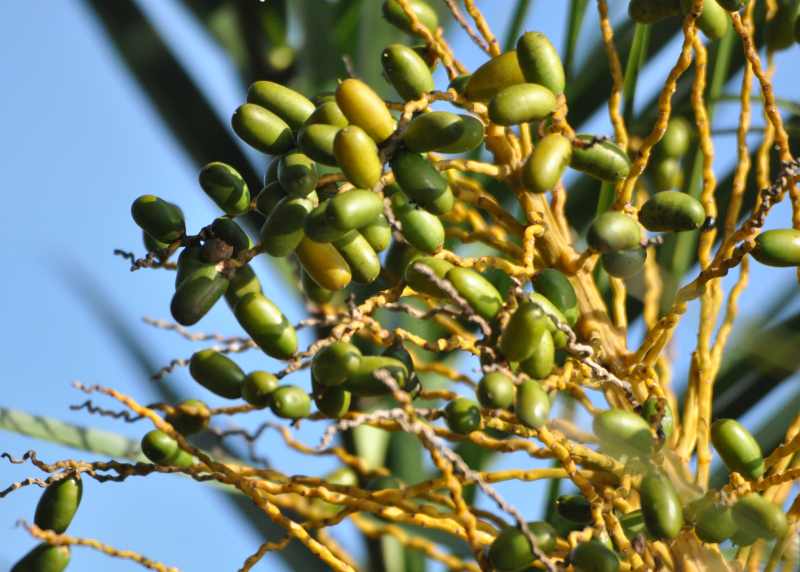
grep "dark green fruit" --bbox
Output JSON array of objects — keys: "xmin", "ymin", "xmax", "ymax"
[
  {"xmin": 170, "ymin": 265, "xmax": 229, "ymax": 327},
  {"xmin": 328, "ymin": 189, "xmax": 384, "ymax": 231},
  {"xmin": 131, "ymin": 195, "xmax": 185, "ymax": 243},
  {"xmin": 404, "ymin": 257, "xmax": 453, "ymax": 297},
  {"xmin": 241, "ymin": 371, "xmax": 279, "ymax": 408},
  {"xmin": 445, "ymin": 397, "xmax": 482, "ymax": 434},
  {"xmin": 383, "ymin": 240, "xmax": 421, "ymax": 286},
  {"xmin": 334, "ymin": 231, "xmax": 381, "ymax": 284},
  {"xmin": 166, "ymin": 399, "xmax": 210, "ymax": 435},
  {"xmin": 445, "ymin": 267, "xmax": 503, "ymax": 320},
  {"xmin": 141, "ymin": 430, "xmax": 194, "ymax": 468},
  {"xmin": 570, "ymin": 135, "xmax": 631, "ymax": 182},
  {"xmin": 312, "ymin": 341, "xmax": 362, "ymax": 386},
  {"xmin": 556, "ymin": 495, "xmax": 592, "ymax": 524},
  {"xmin": 639, "ymin": 191, "xmax": 705, "ymax": 232},
  {"xmin": 261, "ymin": 195, "xmax": 314, "ymax": 257},
  {"xmin": 302, "ymin": 269, "xmax": 335, "ymax": 304},
  {"xmin": 225, "ymin": 264, "xmax": 262, "ymax": 309},
  {"xmin": 305, "ymin": 201, "xmax": 353, "ymax": 243},
  {"xmin": 680, "ymin": 0, "xmax": 729, "ymax": 40},
  {"xmin": 382, "ymin": 0, "xmax": 439, "ymax": 35},
  {"xmin": 570, "ymin": 540, "xmax": 620, "ymax": 572},
  {"xmin": 297, "ymin": 123, "xmax": 340, "ymax": 166},
  {"xmin": 247, "ymin": 80, "xmax": 315, "ymax": 131},
  {"xmin": 342, "ymin": 355, "xmax": 410, "ymax": 396},
  {"xmin": 592, "ymin": 409, "xmax": 653, "ymax": 458},
  {"xmin": 360, "ymin": 215, "xmax": 391, "ymax": 252},
  {"xmin": 752, "ymin": 229, "xmax": 800, "ymax": 267},
  {"xmin": 522, "ymin": 133, "xmax": 572, "ymax": 193},
  {"xmin": 198, "ymin": 162, "xmax": 251, "ymax": 216},
  {"xmin": 488, "ymin": 522, "xmax": 557, "ymax": 572},
  {"xmin": 641, "ymin": 396, "xmax": 674, "ymax": 439},
  {"xmin": 711, "ymin": 418, "xmax": 765, "ymax": 480},
  {"xmin": 488, "ymin": 83, "xmax": 557, "ymax": 126},
  {"xmin": 336, "ymin": 78, "xmax": 396, "ymax": 143},
  {"xmin": 255, "ymin": 181, "xmax": 286, "ymax": 217},
  {"xmin": 464, "ymin": 51, "xmax": 525, "ymax": 102},
  {"xmin": 477, "ymin": 372, "xmax": 516, "ymax": 409},
  {"xmin": 629, "ymin": 0, "xmax": 681, "ymax": 23},
  {"xmin": 402, "ymin": 112, "xmax": 485, "ymax": 154},
  {"xmin": 314, "ymin": 385, "xmax": 352, "ymax": 418},
  {"xmin": 640, "ymin": 471, "xmax": 683, "ymax": 540},
  {"xmin": 532, "ymin": 268, "xmax": 578, "ymax": 326},
  {"xmin": 270, "ymin": 385, "xmax": 311, "ymax": 419},
  {"xmin": 391, "ymin": 150, "xmax": 452, "ymax": 215},
  {"xmin": 143, "ymin": 230, "xmax": 169, "ymax": 254},
  {"xmin": 516, "ymin": 32, "xmax": 565, "ymax": 95},
  {"xmin": 659, "ymin": 117, "xmax": 692, "ymax": 158},
  {"xmin": 519, "ymin": 329, "xmax": 555, "ymax": 380},
  {"xmin": 12, "ymin": 544, "xmax": 70, "ymax": 572},
  {"xmin": 231, "ymin": 103, "xmax": 293, "ymax": 155},
  {"xmin": 528, "ymin": 293, "xmax": 568, "ymax": 348},
  {"xmin": 189, "ymin": 349, "xmax": 245, "ymax": 399},
  {"xmin": 234, "ymin": 292, "xmax": 298, "ymax": 359},
  {"xmin": 391, "ymin": 191, "xmax": 445, "ymax": 254},
  {"xmin": 334, "ymin": 125, "xmax": 383, "ymax": 189},
  {"xmin": 601, "ymin": 247, "xmax": 646, "ymax": 279},
  {"xmin": 588, "ymin": 212, "xmax": 641, "ymax": 253},
  {"xmin": 211, "ymin": 217, "xmax": 252, "ymax": 256},
  {"xmin": 619, "ymin": 510, "xmax": 649, "ymax": 540},
  {"xmin": 733, "ymin": 494, "xmax": 788, "ymax": 540},
  {"xmin": 296, "ymin": 237, "xmax": 353, "ymax": 291},
  {"xmin": 515, "ymin": 379, "xmax": 550, "ymax": 429},
  {"xmin": 382, "ymin": 44, "xmax": 434, "ymax": 101},
  {"xmin": 34, "ymin": 476, "xmax": 82, "ymax": 533},
  {"xmin": 501, "ymin": 301, "xmax": 548, "ymax": 361},
  {"xmin": 652, "ymin": 158, "xmax": 684, "ymax": 191},
  {"xmin": 694, "ymin": 498, "xmax": 737, "ymax": 543},
  {"xmin": 278, "ymin": 151, "xmax": 319, "ymax": 197}
]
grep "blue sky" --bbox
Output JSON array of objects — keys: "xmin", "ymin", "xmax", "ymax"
[{"xmin": 1, "ymin": 1, "xmax": 798, "ymax": 570}]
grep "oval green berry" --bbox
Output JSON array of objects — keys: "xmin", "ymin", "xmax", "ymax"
[
  {"xmin": 570, "ymin": 540, "xmax": 620, "ymax": 572},
  {"xmin": 588, "ymin": 212, "xmax": 641, "ymax": 253},
  {"xmin": 402, "ymin": 112, "xmax": 485, "ymax": 154},
  {"xmin": 391, "ymin": 191, "xmax": 445, "ymax": 254},
  {"xmin": 445, "ymin": 267, "xmax": 504, "ymax": 320},
  {"xmin": 211, "ymin": 217, "xmax": 252, "ymax": 256},
  {"xmin": 34, "ymin": 476, "xmax": 82, "ymax": 534},
  {"xmin": 12, "ymin": 544, "xmax": 70, "ymax": 572},
  {"xmin": 532, "ymin": 268, "xmax": 579, "ymax": 326},
  {"xmin": 516, "ymin": 32, "xmax": 565, "ymax": 95},
  {"xmin": 278, "ymin": 151, "xmax": 319, "ymax": 197},
  {"xmin": 500, "ymin": 301, "xmax": 549, "ymax": 362},
  {"xmin": 464, "ymin": 51, "xmax": 526, "ymax": 102},
  {"xmin": 297, "ymin": 123, "xmax": 340, "ymax": 166},
  {"xmin": 336, "ymin": 78, "xmax": 396, "ymax": 143},
  {"xmin": 261, "ymin": 195, "xmax": 314, "ymax": 257},
  {"xmin": 342, "ymin": 355, "xmax": 410, "ymax": 396},
  {"xmin": 305, "ymin": 100, "xmax": 349, "ymax": 128},
  {"xmin": 189, "ymin": 349, "xmax": 245, "ymax": 399},
  {"xmin": 334, "ymin": 231, "xmax": 381, "ymax": 284},
  {"xmin": 391, "ymin": 150, "xmax": 452, "ymax": 215},
  {"xmin": 247, "ymin": 80, "xmax": 315, "ymax": 131},
  {"xmin": 404, "ymin": 257, "xmax": 454, "ymax": 297},
  {"xmin": 640, "ymin": 471, "xmax": 683, "ymax": 540},
  {"xmin": 556, "ymin": 495, "xmax": 592, "ymax": 524},
  {"xmin": 312, "ymin": 341, "xmax": 362, "ymax": 387},
  {"xmin": 382, "ymin": 44, "xmax": 434, "ymax": 101},
  {"xmin": 488, "ymin": 83, "xmax": 557, "ymax": 126},
  {"xmin": 131, "ymin": 195, "xmax": 185, "ymax": 243},
  {"xmin": 166, "ymin": 399, "xmax": 210, "ymax": 435},
  {"xmin": 570, "ymin": 135, "xmax": 631, "ymax": 182},
  {"xmin": 360, "ymin": 214, "xmax": 392, "ymax": 252},
  {"xmin": 334, "ymin": 125, "xmax": 383, "ymax": 189},
  {"xmin": 445, "ymin": 397, "xmax": 482, "ymax": 434},
  {"xmin": 519, "ymin": 329, "xmax": 555, "ymax": 380},
  {"xmin": 694, "ymin": 498, "xmax": 737, "ymax": 543},
  {"xmin": 477, "ymin": 372, "xmax": 516, "ymax": 409},
  {"xmin": 255, "ymin": 181, "xmax": 286, "ymax": 217},
  {"xmin": 733, "ymin": 493, "xmax": 788, "ymax": 540},
  {"xmin": 270, "ymin": 385, "xmax": 311, "ymax": 419},
  {"xmin": 314, "ymin": 385, "xmax": 352, "ymax": 418},
  {"xmin": 234, "ymin": 292, "xmax": 298, "ymax": 359},
  {"xmin": 302, "ymin": 269, "xmax": 335, "ymax": 304},
  {"xmin": 198, "ymin": 162, "xmax": 251, "ymax": 216},
  {"xmin": 141, "ymin": 430, "xmax": 193, "ymax": 468},
  {"xmin": 242, "ymin": 371, "xmax": 279, "ymax": 408},
  {"xmin": 305, "ymin": 201, "xmax": 353, "ymax": 243},
  {"xmin": 593, "ymin": 409, "xmax": 653, "ymax": 458},
  {"xmin": 651, "ymin": 158, "xmax": 684, "ymax": 191},
  {"xmin": 231, "ymin": 103, "xmax": 293, "ymax": 155},
  {"xmin": 601, "ymin": 247, "xmax": 646, "ymax": 279},
  {"xmin": 639, "ymin": 190, "xmax": 705, "ymax": 232},
  {"xmin": 382, "ymin": 0, "xmax": 439, "ymax": 35},
  {"xmin": 711, "ymin": 418, "xmax": 765, "ymax": 480},
  {"xmin": 516, "ymin": 379, "xmax": 550, "ymax": 429},
  {"xmin": 225, "ymin": 264, "xmax": 262, "ymax": 309},
  {"xmin": 328, "ymin": 189, "xmax": 384, "ymax": 231},
  {"xmin": 522, "ymin": 133, "xmax": 572, "ymax": 193},
  {"xmin": 680, "ymin": 0, "xmax": 730, "ymax": 40},
  {"xmin": 752, "ymin": 228, "xmax": 800, "ymax": 267},
  {"xmin": 488, "ymin": 522, "xmax": 557, "ymax": 572},
  {"xmin": 659, "ymin": 117, "xmax": 692, "ymax": 158},
  {"xmin": 170, "ymin": 264, "xmax": 229, "ymax": 327},
  {"xmin": 296, "ymin": 237, "xmax": 353, "ymax": 291}
]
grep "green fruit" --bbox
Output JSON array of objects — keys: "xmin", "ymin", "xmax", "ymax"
[
  {"xmin": 382, "ymin": 0, "xmax": 439, "ymax": 35},
  {"xmin": 500, "ymin": 301, "xmax": 549, "ymax": 361},
  {"xmin": 328, "ymin": 189, "xmax": 385, "ymax": 230},
  {"xmin": 629, "ymin": 0, "xmax": 681, "ymax": 23},
  {"xmin": 659, "ymin": 117, "xmax": 692, "ymax": 158},
  {"xmin": 382, "ymin": 44, "xmax": 434, "ymax": 101},
  {"xmin": 464, "ymin": 51, "xmax": 526, "ymax": 102},
  {"xmin": 680, "ymin": 0, "xmax": 730, "ymax": 40},
  {"xmin": 234, "ymin": 292, "xmax": 298, "ymax": 359},
  {"xmin": 752, "ymin": 229, "xmax": 800, "ymax": 267},
  {"xmin": 166, "ymin": 399, "xmax": 210, "ymax": 435},
  {"xmin": 652, "ymin": 158, "xmax": 684, "ymax": 191},
  {"xmin": 445, "ymin": 397, "xmax": 482, "ymax": 434},
  {"xmin": 225, "ymin": 264, "xmax": 262, "ymax": 308},
  {"xmin": 528, "ymin": 293, "xmax": 569, "ymax": 348},
  {"xmin": 143, "ymin": 230, "xmax": 169, "ymax": 254},
  {"xmin": 477, "ymin": 372, "xmax": 516, "ymax": 409},
  {"xmin": 519, "ymin": 329, "xmax": 555, "ymax": 380},
  {"xmin": 588, "ymin": 212, "xmax": 641, "ymax": 253},
  {"xmin": 532, "ymin": 268, "xmax": 579, "ymax": 326},
  {"xmin": 336, "ymin": 78, "xmax": 396, "ymax": 143},
  {"xmin": 296, "ymin": 237, "xmax": 353, "ymax": 291},
  {"xmin": 302, "ymin": 269, "xmax": 335, "ymax": 304},
  {"xmin": 241, "ymin": 371, "xmax": 279, "ymax": 408},
  {"xmin": 334, "ymin": 126, "xmax": 383, "ymax": 189},
  {"xmin": 402, "ymin": 112, "xmax": 485, "ymax": 154},
  {"xmin": 640, "ymin": 471, "xmax": 683, "ymax": 540},
  {"xmin": 404, "ymin": 256, "xmax": 453, "ymax": 297},
  {"xmin": 198, "ymin": 162, "xmax": 251, "ymax": 216},
  {"xmin": 131, "ymin": 195, "xmax": 185, "ymax": 243},
  {"xmin": 556, "ymin": 495, "xmax": 592, "ymax": 524},
  {"xmin": 170, "ymin": 264, "xmax": 229, "ymax": 326},
  {"xmin": 189, "ymin": 349, "xmax": 245, "ymax": 399},
  {"xmin": 731, "ymin": 527, "xmax": 759, "ymax": 546},
  {"xmin": 641, "ymin": 396, "xmax": 674, "ymax": 439},
  {"xmin": 516, "ymin": 32, "xmax": 565, "ymax": 95},
  {"xmin": 343, "ymin": 355, "xmax": 410, "ymax": 396},
  {"xmin": 515, "ymin": 379, "xmax": 550, "ymax": 429},
  {"xmin": 570, "ymin": 135, "xmax": 631, "ymax": 182},
  {"xmin": 334, "ymin": 232, "xmax": 381, "ymax": 284},
  {"xmin": 231, "ymin": 103, "xmax": 293, "ymax": 155},
  {"xmin": 384, "ymin": 240, "xmax": 421, "ymax": 286},
  {"xmin": 488, "ymin": 522, "xmax": 557, "ymax": 572},
  {"xmin": 592, "ymin": 409, "xmax": 653, "ymax": 458},
  {"xmin": 391, "ymin": 150, "xmax": 452, "ymax": 215},
  {"xmin": 305, "ymin": 202, "xmax": 353, "ymax": 243},
  {"xmin": 570, "ymin": 540, "xmax": 620, "ymax": 572},
  {"xmin": 305, "ymin": 101, "xmax": 349, "ymax": 127},
  {"xmin": 601, "ymin": 247, "xmax": 646, "ymax": 279},
  {"xmin": 12, "ymin": 544, "xmax": 70, "ymax": 572},
  {"xmin": 767, "ymin": 0, "xmax": 800, "ymax": 51},
  {"xmin": 694, "ymin": 498, "xmax": 737, "ymax": 543},
  {"xmin": 522, "ymin": 133, "xmax": 572, "ymax": 193},
  {"xmin": 34, "ymin": 476, "xmax": 82, "ymax": 533},
  {"xmin": 278, "ymin": 151, "xmax": 319, "ymax": 197},
  {"xmin": 360, "ymin": 214, "xmax": 392, "ymax": 252},
  {"xmin": 445, "ymin": 267, "xmax": 504, "ymax": 320},
  {"xmin": 211, "ymin": 218, "xmax": 252, "ymax": 256},
  {"xmin": 315, "ymin": 385, "xmax": 352, "ymax": 418},
  {"xmin": 733, "ymin": 494, "xmax": 788, "ymax": 540},
  {"xmin": 261, "ymin": 195, "xmax": 314, "ymax": 257},
  {"xmin": 141, "ymin": 430, "xmax": 194, "ymax": 468},
  {"xmin": 247, "ymin": 81, "xmax": 315, "ymax": 131},
  {"xmin": 488, "ymin": 83, "xmax": 557, "ymax": 126},
  {"xmin": 312, "ymin": 341, "xmax": 362, "ymax": 387},
  {"xmin": 711, "ymin": 418, "xmax": 765, "ymax": 480},
  {"xmin": 391, "ymin": 192, "xmax": 445, "ymax": 254},
  {"xmin": 639, "ymin": 190, "xmax": 705, "ymax": 232},
  {"xmin": 255, "ymin": 181, "xmax": 286, "ymax": 217},
  {"xmin": 448, "ymin": 74, "xmax": 472, "ymax": 94},
  {"xmin": 297, "ymin": 124, "xmax": 340, "ymax": 166},
  {"xmin": 270, "ymin": 385, "xmax": 311, "ymax": 419}
]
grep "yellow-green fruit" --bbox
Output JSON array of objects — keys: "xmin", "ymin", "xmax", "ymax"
[
  {"xmin": 241, "ymin": 371, "xmax": 279, "ymax": 408},
  {"xmin": 488, "ymin": 522, "xmax": 558, "ymax": 572},
  {"xmin": 680, "ymin": 0, "xmax": 730, "ymax": 40},
  {"xmin": 305, "ymin": 101, "xmax": 349, "ymax": 127},
  {"xmin": 382, "ymin": 0, "xmax": 439, "ymax": 35},
  {"xmin": 255, "ymin": 181, "xmax": 286, "ymax": 217},
  {"xmin": 601, "ymin": 247, "xmax": 646, "ymax": 279},
  {"xmin": 516, "ymin": 379, "xmax": 550, "ymax": 429},
  {"xmin": 333, "ymin": 232, "xmax": 381, "ymax": 284},
  {"xmin": 519, "ymin": 329, "xmax": 555, "ymax": 379},
  {"xmin": 247, "ymin": 80, "xmax": 315, "ymax": 131},
  {"xmin": 336, "ymin": 78, "xmax": 396, "ymax": 143},
  {"xmin": 516, "ymin": 31, "xmax": 565, "ymax": 95},
  {"xmin": 570, "ymin": 135, "xmax": 631, "ymax": 182},
  {"xmin": 170, "ymin": 260, "xmax": 229, "ymax": 326},
  {"xmin": 270, "ymin": 385, "xmax": 311, "ymax": 419},
  {"xmin": 12, "ymin": 544, "xmax": 70, "ymax": 572},
  {"xmin": 328, "ymin": 189, "xmax": 384, "ymax": 230},
  {"xmin": 278, "ymin": 151, "xmax": 319, "ymax": 197},
  {"xmin": 593, "ymin": 409, "xmax": 654, "ymax": 458},
  {"xmin": 629, "ymin": 0, "xmax": 681, "ymax": 23},
  {"xmin": 334, "ymin": 126, "xmax": 383, "ymax": 189},
  {"xmin": 166, "ymin": 399, "xmax": 210, "ymax": 435},
  {"xmin": 391, "ymin": 150, "xmax": 452, "ymax": 214},
  {"xmin": 297, "ymin": 123, "xmax": 340, "ymax": 166},
  {"xmin": 767, "ymin": 0, "xmax": 800, "ymax": 51},
  {"xmin": 488, "ymin": 83, "xmax": 557, "ymax": 126},
  {"xmin": 652, "ymin": 158, "xmax": 684, "ymax": 191},
  {"xmin": 391, "ymin": 191, "xmax": 445, "ymax": 254},
  {"xmin": 528, "ymin": 292, "xmax": 569, "ymax": 348},
  {"xmin": 131, "ymin": 195, "xmax": 185, "ymax": 243},
  {"xmin": 342, "ymin": 355, "xmax": 410, "ymax": 396},
  {"xmin": 522, "ymin": 133, "xmax": 572, "ymax": 193},
  {"xmin": 261, "ymin": 195, "xmax": 314, "ymax": 257},
  {"xmin": 305, "ymin": 201, "xmax": 353, "ymax": 243},
  {"xmin": 445, "ymin": 267, "xmax": 503, "ymax": 320},
  {"xmin": 189, "ymin": 349, "xmax": 245, "ymax": 399},
  {"xmin": 404, "ymin": 256, "xmax": 453, "ymax": 297},
  {"xmin": 403, "ymin": 111, "xmax": 485, "ymax": 154},
  {"xmin": 234, "ymin": 292, "xmax": 298, "ymax": 359},
  {"xmin": 302, "ymin": 269, "xmax": 335, "ymax": 304},
  {"xmin": 693, "ymin": 498, "xmax": 737, "ymax": 543},
  {"xmin": 382, "ymin": 44, "xmax": 435, "ymax": 101},
  {"xmin": 659, "ymin": 116, "xmax": 692, "ymax": 158},
  {"xmin": 588, "ymin": 212, "xmax": 641, "ymax": 253},
  {"xmin": 34, "ymin": 476, "xmax": 82, "ymax": 534},
  {"xmin": 711, "ymin": 418, "xmax": 765, "ymax": 480},
  {"xmin": 445, "ymin": 397, "xmax": 482, "ymax": 434},
  {"xmin": 312, "ymin": 341, "xmax": 362, "ymax": 386},
  {"xmin": 571, "ymin": 540, "xmax": 620, "ymax": 572},
  {"xmin": 231, "ymin": 103, "xmax": 293, "ymax": 155},
  {"xmin": 752, "ymin": 229, "xmax": 800, "ymax": 267},
  {"xmin": 464, "ymin": 51, "xmax": 526, "ymax": 102},
  {"xmin": 198, "ymin": 162, "xmax": 251, "ymax": 216},
  {"xmin": 639, "ymin": 190, "xmax": 705, "ymax": 232},
  {"xmin": 477, "ymin": 372, "xmax": 516, "ymax": 409},
  {"xmin": 360, "ymin": 214, "xmax": 392, "ymax": 252},
  {"xmin": 225, "ymin": 264, "xmax": 262, "ymax": 309},
  {"xmin": 500, "ymin": 300, "xmax": 549, "ymax": 361},
  {"xmin": 141, "ymin": 430, "xmax": 194, "ymax": 468},
  {"xmin": 640, "ymin": 471, "xmax": 683, "ymax": 540},
  {"xmin": 296, "ymin": 237, "xmax": 352, "ymax": 291},
  {"xmin": 733, "ymin": 494, "xmax": 788, "ymax": 540}
]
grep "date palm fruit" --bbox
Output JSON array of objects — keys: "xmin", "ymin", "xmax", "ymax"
[
  {"xmin": 131, "ymin": 195, "xmax": 185, "ymax": 243},
  {"xmin": 445, "ymin": 267, "xmax": 504, "ymax": 320},
  {"xmin": 570, "ymin": 540, "xmax": 620, "ymax": 572},
  {"xmin": 305, "ymin": 202, "xmax": 353, "ymax": 243},
  {"xmin": 297, "ymin": 124, "xmax": 340, "ymax": 166},
  {"xmin": 198, "ymin": 162, "xmax": 250, "ymax": 216},
  {"xmin": 639, "ymin": 190, "xmax": 705, "ymax": 232},
  {"xmin": 390, "ymin": 191, "xmax": 445, "ymax": 254},
  {"xmin": 402, "ymin": 111, "xmax": 485, "ymax": 153},
  {"xmin": 588, "ymin": 212, "xmax": 641, "ymax": 253},
  {"xmin": 732, "ymin": 493, "xmax": 788, "ymax": 540},
  {"xmin": 570, "ymin": 135, "xmax": 631, "ymax": 182},
  {"xmin": 166, "ymin": 399, "xmax": 210, "ymax": 435},
  {"xmin": 382, "ymin": 0, "xmax": 439, "ymax": 35},
  {"xmin": 314, "ymin": 385, "xmax": 352, "ymax": 418},
  {"xmin": 601, "ymin": 247, "xmax": 647, "ymax": 278},
  {"xmin": 270, "ymin": 385, "xmax": 311, "ymax": 419},
  {"xmin": 328, "ymin": 189, "xmax": 384, "ymax": 231},
  {"xmin": 445, "ymin": 397, "xmax": 482, "ymax": 434},
  {"xmin": 658, "ymin": 116, "xmax": 692, "ymax": 158},
  {"xmin": 143, "ymin": 230, "xmax": 169, "ymax": 254},
  {"xmin": 312, "ymin": 341, "xmax": 362, "ymax": 387},
  {"xmin": 464, "ymin": 51, "xmax": 526, "ymax": 102},
  {"xmin": 247, "ymin": 80, "xmax": 315, "ymax": 131},
  {"xmin": 360, "ymin": 214, "xmax": 391, "ymax": 252},
  {"xmin": 556, "ymin": 495, "xmax": 593, "ymax": 524},
  {"xmin": 629, "ymin": 0, "xmax": 681, "ymax": 23},
  {"xmin": 225, "ymin": 264, "xmax": 262, "ymax": 309},
  {"xmin": 529, "ymin": 292, "xmax": 569, "ymax": 347},
  {"xmin": 12, "ymin": 544, "xmax": 70, "ymax": 572},
  {"xmin": 211, "ymin": 217, "xmax": 252, "ymax": 256},
  {"xmin": 710, "ymin": 418, "xmax": 765, "ymax": 479},
  {"xmin": 680, "ymin": 0, "xmax": 729, "ymax": 40},
  {"xmin": 640, "ymin": 471, "xmax": 683, "ymax": 540},
  {"xmin": 751, "ymin": 228, "xmax": 800, "ymax": 267},
  {"xmin": 532, "ymin": 268, "xmax": 579, "ymax": 326},
  {"xmin": 515, "ymin": 379, "xmax": 550, "ymax": 429},
  {"xmin": 522, "ymin": 132, "xmax": 572, "ymax": 193},
  {"xmin": 241, "ymin": 371, "xmax": 279, "ymax": 408},
  {"xmin": 261, "ymin": 195, "xmax": 315, "ymax": 257},
  {"xmin": 391, "ymin": 150, "xmax": 453, "ymax": 215},
  {"xmin": 231, "ymin": 103, "xmax": 293, "ymax": 155},
  {"xmin": 593, "ymin": 409, "xmax": 654, "ymax": 458},
  {"xmin": 692, "ymin": 497, "xmax": 737, "ymax": 543},
  {"xmin": 404, "ymin": 257, "xmax": 453, "ymax": 297},
  {"xmin": 500, "ymin": 300, "xmax": 549, "ymax": 361},
  {"xmin": 488, "ymin": 522, "xmax": 558, "ymax": 571},
  {"xmin": 296, "ymin": 237, "xmax": 353, "ymax": 291},
  {"xmin": 334, "ymin": 125, "xmax": 383, "ymax": 189},
  {"xmin": 488, "ymin": 83, "xmax": 557, "ymax": 126},
  {"xmin": 336, "ymin": 78, "xmax": 396, "ymax": 143},
  {"xmin": 34, "ymin": 476, "xmax": 82, "ymax": 533},
  {"xmin": 277, "ymin": 151, "xmax": 319, "ymax": 197},
  {"xmin": 305, "ymin": 100, "xmax": 349, "ymax": 127},
  {"xmin": 170, "ymin": 257, "xmax": 229, "ymax": 326},
  {"xmin": 189, "ymin": 349, "xmax": 245, "ymax": 399},
  {"xmin": 141, "ymin": 430, "xmax": 194, "ymax": 468},
  {"xmin": 255, "ymin": 181, "xmax": 286, "ymax": 216},
  {"xmin": 301, "ymin": 269, "xmax": 335, "ymax": 304},
  {"xmin": 519, "ymin": 329, "xmax": 555, "ymax": 379},
  {"xmin": 382, "ymin": 44, "xmax": 434, "ymax": 101},
  {"xmin": 477, "ymin": 372, "xmax": 516, "ymax": 409},
  {"xmin": 516, "ymin": 32, "xmax": 565, "ymax": 95},
  {"xmin": 233, "ymin": 292, "xmax": 298, "ymax": 359},
  {"xmin": 651, "ymin": 157, "xmax": 684, "ymax": 191},
  {"xmin": 342, "ymin": 355, "xmax": 410, "ymax": 396}
]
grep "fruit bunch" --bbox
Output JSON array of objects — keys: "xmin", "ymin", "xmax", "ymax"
[{"xmin": 5, "ymin": 1, "xmax": 800, "ymax": 571}]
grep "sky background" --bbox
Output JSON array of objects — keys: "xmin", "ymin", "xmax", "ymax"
[{"xmin": 1, "ymin": 1, "xmax": 799, "ymax": 570}]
